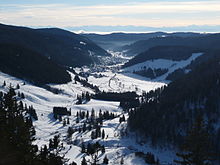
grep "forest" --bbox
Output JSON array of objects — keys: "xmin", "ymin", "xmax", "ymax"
[{"xmin": 128, "ymin": 54, "xmax": 220, "ymax": 161}]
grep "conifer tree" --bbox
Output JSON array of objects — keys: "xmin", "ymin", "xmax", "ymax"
[
  {"xmin": 18, "ymin": 91, "xmax": 21, "ymax": 97},
  {"xmin": 81, "ymin": 156, "xmax": 87, "ymax": 165},
  {"xmin": 0, "ymin": 88, "xmax": 66, "ymax": 165},
  {"xmin": 174, "ymin": 116, "xmax": 214, "ymax": 165},
  {"xmin": 63, "ymin": 120, "xmax": 66, "ymax": 126},
  {"xmin": 103, "ymin": 155, "xmax": 109, "ymax": 164},
  {"xmin": 70, "ymin": 161, "xmax": 77, "ymax": 165},
  {"xmin": 67, "ymin": 118, "xmax": 70, "ymax": 124},
  {"xmin": 96, "ymin": 127, "xmax": 101, "ymax": 138},
  {"xmin": 101, "ymin": 145, "xmax": 105, "ymax": 154},
  {"xmin": 120, "ymin": 157, "xmax": 124, "ymax": 164},
  {"xmin": 21, "ymin": 92, "xmax": 25, "ymax": 99},
  {"xmin": 86, "ymin": 111, "xmax": 89, "ymax": 119},
  {"xmin": 102, "ymin": 129, "xmax": 105, "ymax": 139},
  {"xmin": 59, "ymin": 115, "xmax": 62, "ymax": 122},
  {"xmin": 83, "ymin": 123, "xmax": 87, "ymax": 132},
  {"xmin": 91, "ymin": 108, "xmax": 95, "ymax": 123},
  {"xmin": 91, "ymin": 131, "xmax": 96, "ymax": 139},
  {"xmin": 74, "ymin": 75, "xmax": 80, "ymax": 82},
  {"xmin": 0, "ymin": 88, "xmax": 37, "ymax": 164},
  {"xmin": 99, "ymin": 109, "xmax": 103, "ymax": 119},
  {"xmin": 86, "ymin": 92, "xmax": 90, "ymax": 101},
  {"xmin": 3, "ymin": 80, "xmax": 6, "ymax": 86},
  {"xmin": 67, "ymin": 127, "xmax": 74, "ymax": 138},
  {"xmin": 81, "ymin": 143, "xmax": 86, "ymax": 153}
]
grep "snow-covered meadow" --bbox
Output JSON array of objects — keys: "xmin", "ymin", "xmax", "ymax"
[{"xmin": 87, "ymin": 71, "xmax": 165, "ymax": 95}]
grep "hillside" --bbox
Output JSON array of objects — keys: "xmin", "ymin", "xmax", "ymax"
[
  {"xmin": 121, "ymin": 46, "xmax": 206, "ymax": 81},
  {"xmin": 0, "ymin": 69, "xmax": 174, "ymax": 165},
  {"xmin": 82, "ymin": 32, "xmax": 203, "ymax": 52},
  {"xmin": 128, "ymin": 54, "xmax": 220, "ymax": 157},
  {"xmin": 0, "ymin": 43, "xmax": 71, "ymax": 84},
  {"xmin": 123, "ymin": 46, "xmax": 201, "ymax": 68},
  {"xmin": 121, "ymin": 33, "xmax": 220, "ymax": 56},
  {"xmin": 81, "ymin": 32, "xmax": 166, "ymax": 51},
  {"xmin": 0, "ymin": 23, "xmax": 109, "ymax": 67},
  {"xmin": 1, "ymin": 43, "xmax": 219, "ymax": 164},
  {"xmin": 123, "ymin": 53, "xmax": 203, "ymax": 81}
]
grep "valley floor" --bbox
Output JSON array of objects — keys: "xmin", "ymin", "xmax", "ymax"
[{"xmin": 0, "ymin": 68, "xmax": 176, "ymax": 165}]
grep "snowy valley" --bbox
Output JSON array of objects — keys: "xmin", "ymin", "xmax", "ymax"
[
  {"xmin": 0, "ymin": 62, "xmax": 175, "ymax": 164},
  {"xmin": 1, "ymin": 23, "xmax": 220, "ymax": 165}
]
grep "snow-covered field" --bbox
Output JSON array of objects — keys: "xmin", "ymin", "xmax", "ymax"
[
  {"xmin": 88, "ymin": 71, "xmax": 165, "ymax": 95},
  {"xmin": 0, "ymin": 68, "xmax": 176, "ymax": 164},
  {"xmin": 123, "ymin": 53, "xmax": 203, "ymax": 81}
]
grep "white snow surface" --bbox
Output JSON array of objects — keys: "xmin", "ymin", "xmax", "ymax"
[
  {"xmin": 80, "ymin": 41, "xmax": 86, "ymax": 45},
  {"xmin": 88, "ymin": 71, "xmax": 165, "ymax": 94},
  {"xmin": 0, "ymin": 70, "xmax": 176, "ymax": 165},
  {"xmin": 123, "ymin": 53, "xmax": 203, "ymax": 81}
]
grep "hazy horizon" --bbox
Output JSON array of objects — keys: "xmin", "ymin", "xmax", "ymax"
[
  {"xmin": 2, "ymin": 23, "xmax": 219, "ymax": 34},
  {"xmin": 1, "ymin": 0, "xmax": 220, "ymax": 33}
]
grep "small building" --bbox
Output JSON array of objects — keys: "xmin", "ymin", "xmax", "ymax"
[{"xmin": 53, "ymin": 107, "xmax": 71, "ymax": 116}]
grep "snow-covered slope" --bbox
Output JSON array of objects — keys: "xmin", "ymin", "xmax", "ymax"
[
  {"xmin": 84, "ymin": 70, "xmax": 165, "ymax": 95},
  {"xmin": 0, "ymin": 71, "xmax": 175, "ymax": 164},
  {"xmin": 123, "ymin": 53, "xmax": 203, "ymax": 81}
]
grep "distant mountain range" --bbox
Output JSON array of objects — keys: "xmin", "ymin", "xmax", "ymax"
[
  {"xmin": 82, "ymin": 32, "xmax": 204, "ymax": 52},
  {"xmin": 67, "ymin": 25, "xmax": 220, "ymax": 34},
  {"xmin": 120, "ymin": 33, "xmax": 220, "ymax": 56}
]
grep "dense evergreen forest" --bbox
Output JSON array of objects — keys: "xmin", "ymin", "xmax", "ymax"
[
  {"xmin": 133, "ymin": 68, "xmax": 168, "ymax": 79},
  {"xmin": 121, "ymin": 33, "xmax": 220, "ymax": 56},
  {"xmin": 93, "ymin": 91, "xmax": 138, "ymax": 102},
  {"xmin": 123, "ymin": 46, "xmax": 201, "ymax": 68},
  {"xmin": 0, "ymin": 43, "xmax": 71, "ymax": 84},
  {"xmin": 0, "ymin": 23, "xmax": 109, "ymax": 67},
  {"xmin": 166, "ymin": 50, "xmax": 220, "ymax": 81},
  {"xmin": 128, "ymin": 55, "xmax": 220, "ymax": 161}
]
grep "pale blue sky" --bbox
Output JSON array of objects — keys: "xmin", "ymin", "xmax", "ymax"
[
  {"xmin": 0, "ymin": 0, "xmax": 220, "ymax": 32},
  {"xmin": 0, "ymin": 0, "xmax": 216, "ymax": 5}
]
